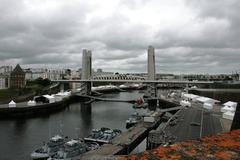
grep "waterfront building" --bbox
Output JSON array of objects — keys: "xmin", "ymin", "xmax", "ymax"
[
  {"xmin": 93, "ymin": 68, "xmax": 114, "ymax": 77},
  {"xmin": 181, "ymin": 74, "xmax": 235, "ymax": 81},
  {"xmin": 0, "ymin": 65, "xmax": 12, "ymax": 89},
  {"xmin": 0, "ymin": 76, "xmax": 8, "ymax": 89},
  {"xmin": 10, "ymin": 64, "xmax": 25, "ymax": 89},
  {"xmin": 24, "ymin": 68, "xmax": 64, "ymax": 81},
  {"xmin": 156, "ymin": 74, "xmax": 175, "ymax": 80},
  {"xmin": 42, "ymin": 69, "xmax": 64, "ymax": 80},
  {"xmin": 70, "ymin": 69, "xmax": 81, "ymax": 90},
  {"xmin": 0, "ymin": 66, "xmax": 12, "ymax": 74}
]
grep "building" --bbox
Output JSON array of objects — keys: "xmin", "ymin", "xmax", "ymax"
[
  {"xmin": 0, "ymin": 66, "xmax": 12, "ymax": 74},
  {"xmin": 0, "ymin": 66, "xmax": 12, "ymax": 89},
  {"xmin": 70, "ymin": 69, "xmax": 81, "ymax": 90},
  {"xmin": 0, "ymin": 76, "xmax": 8, "ymax": 89},
  {"xmin": 24, "ymin": 68, "xmax": 64, "ymax": 81},
  {"xmin": 10, "ymin": 64, "xmax": 25, "ymax": 89},
  {"xmin": 181, "ymin": 74, "xmax": 234, "ymax": 81},
  {"xmin": 156, "ymin": 74, "xmax": 175, "ymax": 80}
]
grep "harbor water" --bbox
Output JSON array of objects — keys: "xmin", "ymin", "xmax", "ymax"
[{"xmin": 0, "ymin": 91, "xmax": 144, "ymax": 160}]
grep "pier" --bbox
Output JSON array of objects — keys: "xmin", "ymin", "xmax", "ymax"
[{"xmin": 79, "ymin": 112, "xmax": 164, "ymax": 160}]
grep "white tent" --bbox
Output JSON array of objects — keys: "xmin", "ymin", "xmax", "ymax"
[
  {"xmin": 54, "ymin": 94, "xmax": 63, "ymax": 102},
  {"xmin": 196, "ymin": 97, "xmax": 220, "ymax": 104},
  {"xmin": 43, "ymin": 95, "xmax": 55, "ymax": 103},
  {"xmin": 182, "ymin": 93, "xmax": 199, "ymax": 102},
  {"xmin": 203, "ymin": 103, "xmax": 213, "ymax": 110},
  {"xmin": 27, "ymin": 100, "xmax": 36, "ymax": 106},
  {"xmin": 180, "ymin": 100, "xmax": 191, "ymax": 107},
  {"xmin": 119, "ymin": 84, "xmax": 127, "ymax": 89},
  {"xmin": 191, "ymin": 86, "xmax": 198, "ymax": 89},
  {"xmin": 221, "ymin": 105, "xmax": 235, "ymax": 113},
  {"xmin": 54, "ymin": 91, "xmax": 71, "ymax": 101},
  {"xmin": 170, "ymin": 92, "xmax": 176, "ymax": 98},
  {"xmin": 9, "ymin": 100, "xmax": 16, "ymax": 108},
  {"xmin": 223, "ymin": 111, "xmax": 235, "ymax": 120},
  {"xmin": 223, "ymin": 101, "xmax": 237, "ymax": 109}
]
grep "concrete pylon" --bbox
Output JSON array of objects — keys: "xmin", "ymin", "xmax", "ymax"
[
  {"xmin": 82, "ymin": 49, "xmax": 92, "ymax": 80},
  {"xmin": 81, "ymin": 49, "xmax": 92, "ymax": 95},
  {"xmin": 148, "ymin": 46, "xmax": 156, "ymax": 81},
  {"xmin": 146, "ymin": 46, "xmax": 158, "ymax": 110},
  {"xmin": 146, "ymin": 46, "xmax": 157, "ymax": 97}
]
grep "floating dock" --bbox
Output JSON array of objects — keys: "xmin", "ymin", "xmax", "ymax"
[{"xmin": 79, "ymin": 111, "xmax": 165, "ymax": 160}]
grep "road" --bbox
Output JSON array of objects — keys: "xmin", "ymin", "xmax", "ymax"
[{"xmin": 166, "ymin": 106, "xmax": 222, "ymax": 142}]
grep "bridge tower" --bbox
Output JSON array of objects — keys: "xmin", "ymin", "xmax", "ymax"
[
  {"xmin": 81, "ymin": 49, "xmax": 92, "ymax": 95},
  {"xmin": 146, "ymin": 46, "xmax": 158, "ymax": 110}
]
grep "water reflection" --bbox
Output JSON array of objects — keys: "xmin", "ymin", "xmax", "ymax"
[
  {"xmin": 0, "ymin": 91, "xmax": 143, "ymax": 160},
  {"xmin": 80, "ymin": 103, "xmax": 93, "ymax": 136}
]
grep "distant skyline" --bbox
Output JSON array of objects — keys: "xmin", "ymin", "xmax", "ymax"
[{"xmin": 0, "ymin": 0, "xmax": 240, "ymax": 74}]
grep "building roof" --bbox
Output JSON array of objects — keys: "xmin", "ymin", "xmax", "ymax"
[
  {"xmin": 11, "ymin": 64, "xmax": 25, "ymax": 75},
  {"xmin": 117, "ymin": 129, "xmax": 240, "ymax": 160},
  {"xmin": 224, "ymin": 101, "xmax": 238, "ymax": 108}
]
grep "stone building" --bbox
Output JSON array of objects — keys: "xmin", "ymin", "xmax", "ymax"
[{"xmin": 10, "ymin": 64, "xmax": 25, "ymax": 89}]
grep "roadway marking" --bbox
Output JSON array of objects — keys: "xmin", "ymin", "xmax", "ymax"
[{"xmin": 200, "ymin": 109, "xmax": 204, "ymax": 138}]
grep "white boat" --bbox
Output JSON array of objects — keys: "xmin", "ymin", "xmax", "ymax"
[{"xmin": 126, "ymin": 112, "xmax": 142, "ymax": 128}]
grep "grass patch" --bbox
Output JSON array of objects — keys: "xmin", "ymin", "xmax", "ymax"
[{"xmin": 0, "ymin": 89, "xmax": 18, "ymax": 98}]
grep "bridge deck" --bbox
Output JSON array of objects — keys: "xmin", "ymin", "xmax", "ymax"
[
  {"xmin": 52, "ymin": 79, "xmax": 214, "ymax": 84},
  {"xmin": 76, "ymin": 94, "xmax": 136, "ymax": 103}
]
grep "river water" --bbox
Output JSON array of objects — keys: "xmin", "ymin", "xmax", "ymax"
[{"xmin": 0, "ymin": 91, "xmax": 144, "ymax": 160}]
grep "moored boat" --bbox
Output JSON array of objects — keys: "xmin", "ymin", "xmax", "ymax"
[
  {"xmin": 31, "ymin": 135, "xmax": 65, "ymax": 160},
  {"xmin": 84, "ymin": 128, "xmax": 121, "ymax": 144},
  {"xmin": 126, "ymin": 112, "xmax": 142, "ymax": 129},
  {"xmin": 48, "ymin": 139, "xmax": 87, "ymax": 160}
]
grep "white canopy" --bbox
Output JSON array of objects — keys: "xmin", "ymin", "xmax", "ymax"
[
  {"xmin": 180, "ymin": 100, "xmax": 191, "ymax": 107},
  {"xmin": 223, "ymin": 101, "xmax": 237, "ymax": 109},
  {"xmin": 9, "ymin": 100, "xmax": 16, "ymax": 107},
  {"xmin": 221, "ymin": 105, "xmax": 235, "ymax": 113},
  {"xmin": 223, "ymin": 111, "xmax": 235, "ymax": 120},
  {"xmin": 9, "ymin": 100, "xmax": 16, "ymax": 104},
  {"xmin": 43, "ymin": 95, "xmax": 55, "ymax": 103},
  {"xmin": 43, "ymin": 95, "xmax": 54, "ymax": 99},
  {"xmin": 203, "ymin": 103, "xmax": 213, "ymax": 110},
  {"xmin": 27, "ymin": 100, "xmax": 36, "ymax": 106},
  {"xmin": 196, "ymin": 97, "xmax": 219, "ymax": 104},
  {"xmin": 119, "ymin": 84, "xmax": 127, "ymax": 88},
  {"xmin": 182, "ymin": 93, "xmax": 199, "ymax": 101},
  {"xmin": 170, "ymin": 92, "xmax": 176, "ymax": 97}
]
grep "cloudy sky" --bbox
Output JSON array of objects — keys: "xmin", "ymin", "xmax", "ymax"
[{"xmin": 0, "ymin": 0, "xmax": 239, "ymax": 74}]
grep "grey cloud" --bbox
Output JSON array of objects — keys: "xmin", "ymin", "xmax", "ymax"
[{"xmin": 0, "ymin": 0, "xmax": 239, "ymax": 74}]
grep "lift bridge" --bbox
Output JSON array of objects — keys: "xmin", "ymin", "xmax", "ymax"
[{"xmin": 52, "ymin": 46, "xmax": 214, "ymax": 106}]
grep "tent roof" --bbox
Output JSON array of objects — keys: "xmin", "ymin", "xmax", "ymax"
[
  {"xmin": 223, "ymin": 111, "xmax": 235, "ymax": 116},
  {"xmin": 182, "ymin": 93, "xmax": 199, "ymax": 99},
  {"xmin": 196, "ymin": 97, "xmax": 220, "ymax": 104},
  {"xmin": 223, "ymin": 101, "xmax": 237, "ymax": 108},
  {"xmin": 43, "ymin": 95, "xmax": 55, "ymax": 99},
  {"xmin": 9, "ymin": 100, "xmax": 16, "ymax": 104},
  {"xmin": 222, "ymin": 105, "xmax": 235, "ymax": 111}
]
